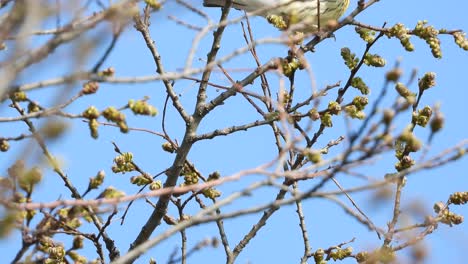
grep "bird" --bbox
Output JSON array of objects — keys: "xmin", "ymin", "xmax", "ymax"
[{"xmin": 203, "ymin": 0, "xmax": 350, "ymax": 32}]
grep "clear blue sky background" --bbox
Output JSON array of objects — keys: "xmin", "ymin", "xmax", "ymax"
[{"xmin": 1, "ymin": 0, "xmax": 467, "ymax": 263}]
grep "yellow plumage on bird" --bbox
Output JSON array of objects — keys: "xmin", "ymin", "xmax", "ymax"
[{"xmin": 203, "ymin": 0, "xmax": 350, "ymax": 32}]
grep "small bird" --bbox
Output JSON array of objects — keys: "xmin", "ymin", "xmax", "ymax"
[{"xmin": 203, "ymin": 0, "xmax": 350, "ymax": 32}]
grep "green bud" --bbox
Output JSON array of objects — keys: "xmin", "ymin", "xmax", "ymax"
[
  {"xmin": 0, "ymin": 139, "xmax": 9, "ymax": 152},
  {"xmin": 385, "ymin": 68, "xmax": 403, "ymax": 82},
  {"xmin": 341, "ymin": 47, "xmax": 359, "ymax": 70},
  {"xmin": 18, "ymin": 167, "xmax": 42, "ymax": 193},
  {"xmin": 395, "ymin": 82, "xmax": 412, "ymax": 98},
  {"xmin": 355, "ymin": 27, "xmax": 376, "ymax": 43},
  {"xmin": 162, "ymin": 142, "xmax": 176, "ymax": 153},
  {"xmin": 281, "ymin": 58, "xmax": 301, "ymax": 77},
  {"xmin": 453, "ymin": 32, "xmax": 468, "ymax": 50},
  {"xmin": 149, "ymin": 180, "xmax": 162, "ymax": 190},
  {"xmin": 118, "ymin": 121, "xmax": 129, "ymax": 133},
  {"xmin": 82, "ymin": 106, "xmax": 100, "ymax": 119},
  {"xmin": 449, "ymin": 192, "xmax": 468, "ymax": 205},
  {"xmin": 327, "ymin": 101, "xmax": 341, "ymax": 115},
  {"xmin": 89, "ymin": 170, "xmax": 105, "ymax": 190},
  {"xmin": 112, "ymin": 153, "xmax": 135, "ymax": 173},
  {"xmin": 388, "ymin": 23, "xmax": 414, "ymax": 52},
  {"xmin": 304, "ymin": 149, "xmax": 322, "ymax": 164},
  {"xmin": 81, "ymin": 81, "xmax": 99, "ymax": 95},
  {"xmin": 130, "ymin": 175, "xmax": 153, "ymax": 186},
  {"xmin": 207, "ymin": 171, "xmax": 221, "ymax": 181},
  {"xmin": 96, "ymin": 186, "xmax": 125, "ymax": 199},
  {"xmin": 320, "ymin": 112, "xmax": 333, "ymax": 127},
  {"xmin": 10, "ymin": 91, "xmax": 27, "ymax": 102},
  {"xmin": 202, "ymin": 188, "xmax": 221, "ymax": 199},
  {"xmin": 364, "ymin": 53, "xmax": 386, "ymax": 67},
  {"xmin": 41, "ymin": 121, "xmax": 68, "ymax": 139},
  {"xmin": 430, "ymin": 112, "xmax": 444, "ymax": 133},
  {"xmin": 412, "ymin": 106, "xmax": 433, "ymax": 127},
  {"xmin": 266, "ymin": 14, "xmax": 287, "ymax": 30},
  {"xmin": 28, "ymin": 102, "xmax": 41, "ymax": 113},
  {"xmin": 68, "ymin": 251, "xmax": 87, "ymax": 264},
  {"xmin": 103, "ymin": 107, "xmax": 125, "ymax": 123},
  {"xmin": 314, "ymin": 248, "xmax": 325, "ymax": 262},
  {"xmin": 88, "ymin": 118, "xmax": 99, "ymax": 139},
  {"xmin": 183, "ymin": 172, "xmax": 199, "ymax": 185},
  {"xmin": 99, "ymin": 67, "xmax": 115, "ymax": 77},
  {"xmin": 344, "ymin": 105, "xmax": 364, "ymax": 119},
  {"xmin": 418, "ymin": 72, "xmax": 436, "ymax": 91},
  {"xmin": 356, "ymin": 251, "xmax": 369, "ymax": 263},
  {"xmin": 308, "ymin": 108, "xmax": 320, "ymax": 121},
  {"xmin": 128, "ymin": 99, "xmax": 158, "ymax": 116},
  {"xmin": 72, "ymin": 235, "xmax": 84, "ymax": 249},
  {"xmin": 352, "ymin": 96, "xmax": 368, "ymax": 111},
  {"xmin": 413, "ymin": 21, "xmax": 442, "ymax": 58},
  {"xmin": 145, "ymin": 0, "xmax": 162, "ymax": 10},
  {"xmin": 48, "ymin": 245, "xmax": 65, "ymax": 260},
  {"xmin": 383, "ymin": 109, "xmax": 395, "ymax": 125},
  {"xmin": 351, "ymin": 77, "xmax": 370, "ymax": 95},
  {"xmin": 395, "ymin": 155, "xmax": 415, "ymax": 171}
]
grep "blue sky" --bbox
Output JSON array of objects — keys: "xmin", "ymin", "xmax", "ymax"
[{"xmin": 1, "ymin": 0, "xmax": 467, "ymax": 263}]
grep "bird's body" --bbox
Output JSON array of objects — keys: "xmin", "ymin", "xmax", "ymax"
[{"xmin": 203, "ymin": 0, "xmax": 350, "ymax": 32}]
